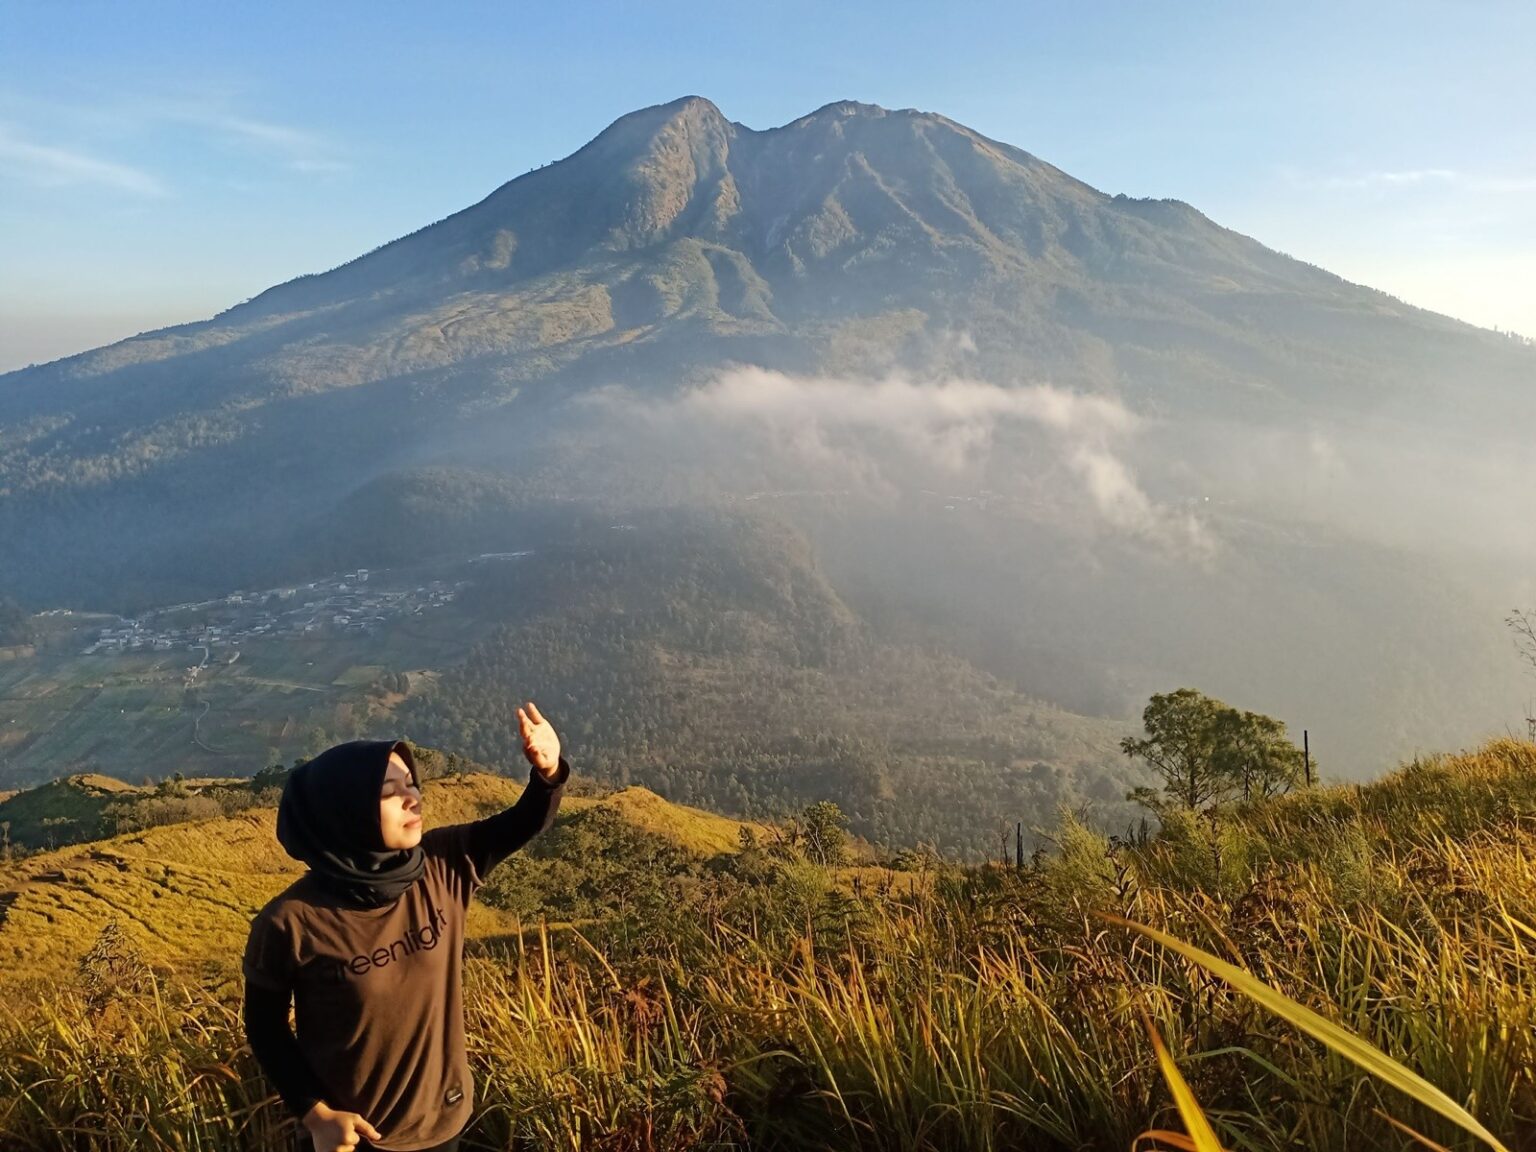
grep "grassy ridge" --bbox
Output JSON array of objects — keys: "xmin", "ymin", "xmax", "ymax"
[
  {"xmin": 0, "ymin": 738, "xmax": 1533, "ymax": 1150},
  {"xmin": 0, "ymin": 773, "xmax": 757, "ymax": 987}
]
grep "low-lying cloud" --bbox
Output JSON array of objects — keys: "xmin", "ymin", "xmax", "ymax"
[
  {"xmin": 1142, "ymin": 413, "xmax": 1536, "ymax": 573},
  {"xmin": 587, "ymin": 367, "xmax": 1217, "ymax": 561},
  {"xmin": 580, "ymin": 362, "xmax": 1536, "ymax": 589}
]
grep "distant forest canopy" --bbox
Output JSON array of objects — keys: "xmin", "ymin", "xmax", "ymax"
[
  {"xmin": 0, "ymin": 464, "xmax": 1521, "ymax": 824},
  {"xmin": 398, "ymin": 506, "xmax": 1148, "ymax": 858},
  {"xmin": 0, "ymin": 596, "xmax": 33, "ymax": 647}
]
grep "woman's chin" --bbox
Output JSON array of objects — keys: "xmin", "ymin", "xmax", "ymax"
[{"xmin": 389, "ymin": 824, "xmax": 423, "ymax": 850}]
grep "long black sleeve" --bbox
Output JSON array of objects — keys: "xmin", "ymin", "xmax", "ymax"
[
  {"xmin": 242, "ymin": 980, "xmax": 330, "ymax": 1122},
  {"xmin": 460, "ymin": 756, "xmax": 570, "ymax": 880}
]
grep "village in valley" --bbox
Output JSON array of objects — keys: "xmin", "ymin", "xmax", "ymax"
[
  {"xmin": 71, "ymin": 570, "xmax": 468, "ymax": 657},
  {"xmin": 2, "ymin": 557, "xmax": 533, "ymax": 785}
]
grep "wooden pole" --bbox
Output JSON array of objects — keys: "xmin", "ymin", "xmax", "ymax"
[
  {"xmin": 1303, "ymin": 729, "xmax": 1311, "ymax": 788},
  {"xmin": 1016, "ymin": 821, "xmax": 1023, "ymax": 870}
]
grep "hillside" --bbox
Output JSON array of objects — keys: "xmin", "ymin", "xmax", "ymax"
[
  {"xmin": 394, "ymin": 506, "xmax": 1144, "ymax": 856},
  {"xmin": 0, "ymin": 95, "xmax": 1528, "ymax": 812},
  {"xmin": 2, "ymin": 737, "xmax": 1532, "ymax": 1151},
  {"xmin": 0, "ymin": 96, "xmax": 1530, "ymax": 608},
  {"xmin": 0, "ymin": 508, "xmax": 1145, "ymax": 858},
  {"xmin": 0, "ymin": 772, "xmax": 147, "ymax": 848},
  {"xmin": 0, "ymin": 769, "xmax": 760, "ymax": 989}
]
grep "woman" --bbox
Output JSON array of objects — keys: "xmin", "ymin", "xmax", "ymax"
[{"xmin": 243, "ymin": 701, "xmax": 570, "ymax": 1152}]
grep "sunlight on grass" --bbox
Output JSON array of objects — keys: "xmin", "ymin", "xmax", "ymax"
[{"xmin": 0, "ymin": 737, "xmax": 1531, "ymax": 1149}]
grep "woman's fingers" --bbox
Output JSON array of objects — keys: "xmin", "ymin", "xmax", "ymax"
[
  {"xmin": 328, "ymin": 1112, "xmax": 380, "ymax": 1151},
  {"xmin": 526, "ymin": 700, "xmax": 545, "ymax": 725}
]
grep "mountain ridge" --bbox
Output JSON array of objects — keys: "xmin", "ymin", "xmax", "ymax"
[
  {"xmin": 0, "ymin": 767, "xmax": 768, "ymax": 986},
  {"xmin": 9, "ymin": 95, "xmax": 1517, "ymax": 411},
  {"xmin": 0, "ymin": 96, "xmax": 1528, "ymax": 785}
]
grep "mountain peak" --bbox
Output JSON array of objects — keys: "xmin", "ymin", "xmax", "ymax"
[
  {"xmin": 584, "ymin": 94, "xmax": 731, "ymax": 152},
  {"xmin": 778, "ymin": 99, "xmax": 894, "ymax": 132},
  {"xmin": 806, "ymin": 99, "xmax": 890, "ymax": 119}
]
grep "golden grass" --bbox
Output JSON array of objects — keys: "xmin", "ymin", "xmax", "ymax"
[
  {"xmin": 1114, "ymin": 916, "xmax": 1512, "ymax": 1152},
  {"xmin": 0, "ymin": 739, "xmax": 1531, "ymax": 1150},
  {"xmin": 0, "ymin": 772, "xmax": 754, "ymax": 989},
  {"xmin": 1140, "ymin": 1006, "xmax": 1227, "ymax": 1152},
  {"xmin": 589, "ymin": 785, "xmax": 757, "ymax": 856}
]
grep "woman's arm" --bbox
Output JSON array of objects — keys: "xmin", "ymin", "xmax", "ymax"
[
  {"xmin": 459, "ymin": 756, "xmax": 571, "ymax": 880},
  {"xmin": 241, "ymin": 980, "xmax": 331, "ymax": 1121}
]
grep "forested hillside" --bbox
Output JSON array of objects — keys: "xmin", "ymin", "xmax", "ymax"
[{"xmin": 399, "ymin": 507, "xmax": 1142, "ymax": 855}]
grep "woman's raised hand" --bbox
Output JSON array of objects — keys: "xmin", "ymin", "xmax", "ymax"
[
  {"xmin": 303, "ymin": 1101, "xmax": 381, "ymax": 1151},
  {"xmin": 517, "ymin": 700, "xmax": 561, "ymax": 778}
]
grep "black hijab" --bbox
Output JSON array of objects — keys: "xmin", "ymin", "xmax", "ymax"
[{"xmin": 276, "ymin": 738, "xmax": 426, "ymax": 908}]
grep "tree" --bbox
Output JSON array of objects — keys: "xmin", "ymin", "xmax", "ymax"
[
  {"xmin": 798, "ymin": 800, "xmax": 849, "ymax": 866},
  {"xmin": 1507, "ymin": 609, "xmax": 1536, "ymax": 677},
  {"xmin": 1122, "ymin": 688, "xmax": 1305, "ymax": 813},
  {"xmin": 1121, "ymin": 689, "xmax": 1229, "ymax": 812},
  {"xmin": 250, "ymin": 763, "xmax": 292, "ymax": 793},
  {"xmin": 1211, "ymin": 708, "xmax": 1306, "ymax": 802}
]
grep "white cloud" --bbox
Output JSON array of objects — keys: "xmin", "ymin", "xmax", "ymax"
[
  {"xmin": 159, "ymin": 106, "xmax": 352, "ymax": 175},
  {"xmin": 589, "ymin": 367, "xmax": 1217, "ymax": 560},
  {"xmin": 0, "ymin": 123, "xmax": 165, "ymax": 196},
  {"xmin": 1137, "ymin": 413, "xmax": 1536, "ymax": 567},
  {"xmin": 1, "ymin": 96, "xmax": 352, "ymax": 184},
  {"xmin": 287, "ymin": 157, "xmax": 352, "ymax": 175},
  {"xmin": 145, "ymin": 101, "xmax": 353, "ymax": 175},
  {"xmin": 1288, "ymin": 166, "xmax": 1536, "ymax": 194}
]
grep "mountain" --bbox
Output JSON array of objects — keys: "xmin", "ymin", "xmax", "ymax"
[
  {"xmin": 0, "ymin": 96, "xmax": 1529, "ymax": 786},
  {"xmin": 2, "ymin": 95, "xmax": 1531, "ymax": 606}
]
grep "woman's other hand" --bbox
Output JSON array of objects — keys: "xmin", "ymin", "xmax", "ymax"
[
  {"xmin": 303, "ymin": 1100, "xmax": 382, "ymax": 1151},
  {"xmin": 517, "ymin": 700, "xmax": 561, "ymax": 779}
]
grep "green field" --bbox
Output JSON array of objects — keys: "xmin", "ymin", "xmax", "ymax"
[{"xmin": 0, "ymin": 602, "xmax": 489, "ymax": 788}]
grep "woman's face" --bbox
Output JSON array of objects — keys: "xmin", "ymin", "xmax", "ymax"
[{"xmin": 379, "ymin": 751, "xmax": 423, "ymax": 850}]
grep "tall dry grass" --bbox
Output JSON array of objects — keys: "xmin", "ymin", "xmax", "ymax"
[{"xmin": 1, "ymin": 739, "xmax": 1532, "ymax": 1151}]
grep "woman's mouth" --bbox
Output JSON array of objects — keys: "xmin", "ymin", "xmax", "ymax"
[{"xmin": 405, "ymin": 816, "xmax": 422, "ymax": 828}]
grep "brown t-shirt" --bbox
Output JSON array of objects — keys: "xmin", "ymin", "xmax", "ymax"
[{"xmin": 243, "ymin": 767, "xmax": 564, "ymax": 1152}]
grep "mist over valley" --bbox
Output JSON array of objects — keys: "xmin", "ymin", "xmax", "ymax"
[{"xmin": 3, "ymin": 96, "xmax": 1532, "ymax": 853}]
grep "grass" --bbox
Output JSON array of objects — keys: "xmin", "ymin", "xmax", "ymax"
[
  {"xmin": 0, "ymin": 738, "xmax": 1531, "ymax": 1150},
  {"xmin": 0, "ymin": 773, "xmax": 757, "ymax": 986}
]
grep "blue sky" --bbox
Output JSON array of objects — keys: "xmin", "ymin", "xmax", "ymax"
[{"xmin": 1, "ymin": 0, "xmax": 1532, "ymax": 371}]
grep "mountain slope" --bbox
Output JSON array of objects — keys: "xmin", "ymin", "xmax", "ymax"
[
  {"xmin": 0, "ymin": 770, "xmax": 757, "ymax": 988},
  {"xmin": 393, "ymin": 506, "xmax": 1143, "ymax": 854},
  {"xmin": 0, "ymin": 96, "xmax": 1528, "ymax": 797},
  {"xmin": 1, "ymin": 96, "xmax": 1531, "ymax": 605}
]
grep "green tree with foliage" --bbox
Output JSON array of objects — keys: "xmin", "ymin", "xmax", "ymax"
[
  {"xmin": 797, "ymin": 800, "xmax": 850, "ymax": 866},
  {"xmin": 1121, "ymin": 689, "xmax": 1229, "ymax": 812},
  {"xmin": 249, "ymin": 763, "xmax": 292, "ymax": 793},
  {"xmin": 1122, "ymin": 688, "xmax": 1305, "ymax": 813},
  {"xmin": 1212, "ymin": 707, "xmax": 1306, "ymax": 802}
]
